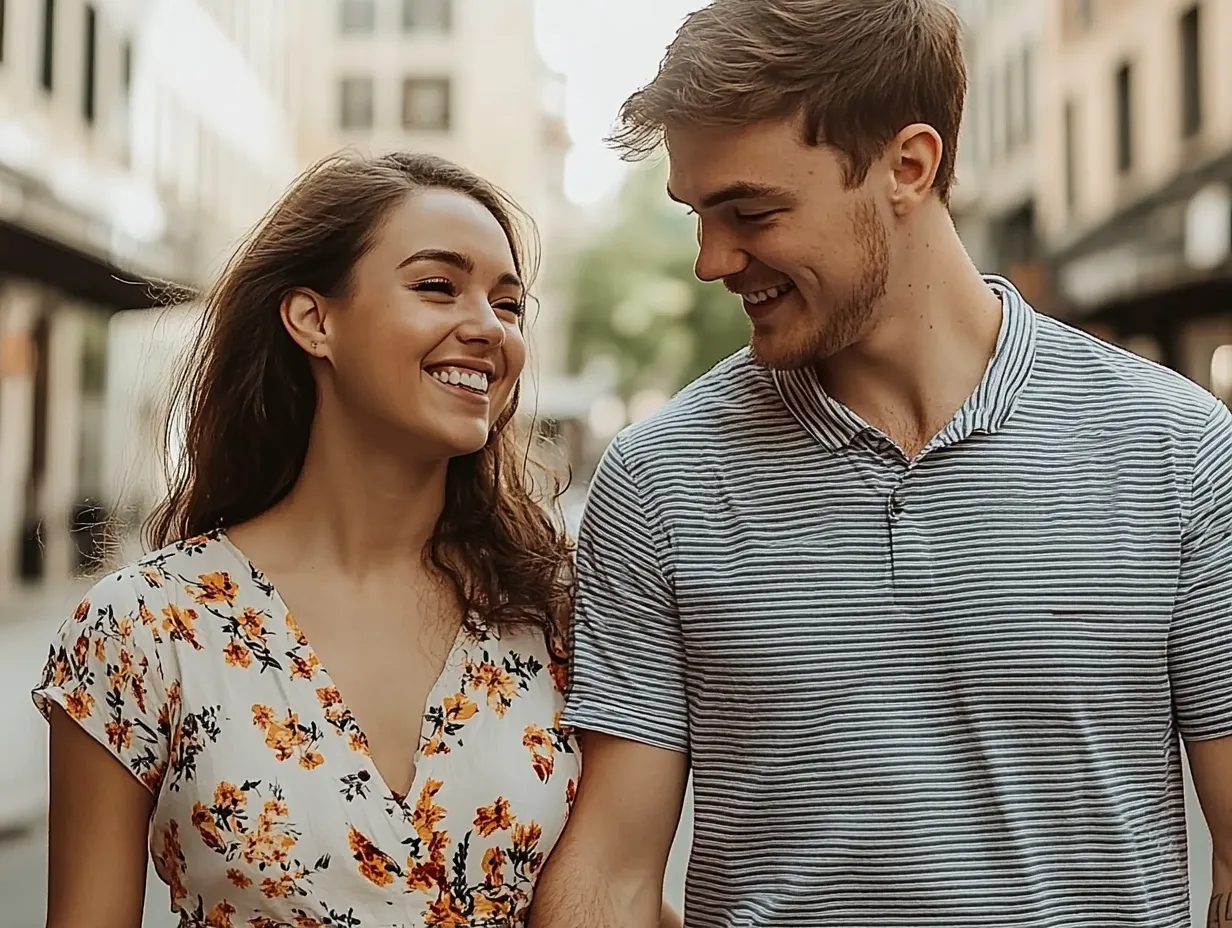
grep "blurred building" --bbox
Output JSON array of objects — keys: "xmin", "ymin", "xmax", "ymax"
[
  {"xmin": 1038, "ymin": 0, "xmax": 1232, "ymax": 399},
  {"xmin": 0, "ymin": 0, "xmax": 582, "ymax": 600},
  {"xmin": 953, "ymin": 0, "xmax": 1048, "ymax": 309},
  {"xmin": 0, "ymin": 0, "xmax": 300, "ymax": 598}
]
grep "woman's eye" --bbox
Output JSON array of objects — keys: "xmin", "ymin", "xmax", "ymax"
[
  {"xmin": 495, "ymin": 300, "xmax": 525, "ymax": 318},
  {"xmin": 413, "ymin": 278, "xmax": 456, "ymax": 295}
]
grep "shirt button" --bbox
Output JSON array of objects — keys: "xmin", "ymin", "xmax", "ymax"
[{"xmin": 888, "ymin": 495, "xmax": 904, "ymax": 521}]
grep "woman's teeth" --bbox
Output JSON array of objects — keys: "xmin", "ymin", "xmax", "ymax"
[{"xmin": 430, "ymin": 368, "xmax": 489, "ymax": 394}]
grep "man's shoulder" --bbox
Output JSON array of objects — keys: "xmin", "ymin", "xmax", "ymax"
[
  {"xmin": 613, "ymin": 349, "xmax": 778, "ymax": 462},
  {"xmin": 1034, "ymin": 314, "xmax": 1222, "ymax": 428}
]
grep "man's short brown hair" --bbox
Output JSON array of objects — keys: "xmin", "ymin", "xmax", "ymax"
[{"xmin": 611, "ymin": 0, "xmax": 967, "ymax": 204}]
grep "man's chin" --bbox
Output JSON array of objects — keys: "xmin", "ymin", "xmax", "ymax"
[{"xmin": 749, "ymin": 332, "xmax": 824, "ymax": 371}]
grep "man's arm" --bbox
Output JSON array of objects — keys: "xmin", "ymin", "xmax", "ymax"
[
  {"xmin": 1190, "ymin": 738, "xmax": 1232, "ymax": 928},
  {"xmin": 532, "ymin": 733, "xmax": 689, "ymax": 928},
  {"xmin": 1169, "ymin": 401, "xmax": 1232, "ymax": 927},
  {"xmin": 533, "ymin": 435, "xmax": 692, "ymax": 927}
]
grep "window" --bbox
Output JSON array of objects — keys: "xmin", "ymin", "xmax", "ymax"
[
  {"xmin": 1115, "ymin": 62, "xmax": 1133, "ymax": 174},
  {"xmin": 40, "ymin": 0, "xmax": 55, "ymax": 91},
  {"xmin": 82, "ymin": 4, "xmax": 97, "ymax": 123},
  {"xmin": 988, "ymin": 68, "xmax": 1004, "ymax": 159},
  {"xmin": 1003, "ymin": 58, "xmax": 1017, "ymax": 149},
  {"xmin": 982, "ymin": 68, "xmax": 996, "ymax": 163},
  {"xmin": 1063, "ymin": 100, "xmax": 1077, "ymax": 214},
  {"xmin": 339, "ymin": 76, "xmax": 374, "ymax": 129},
  {"xmin": 1075, "ymin": 0, "xmax": 1094, "ymax": 29},
  {"xmin": 1180, "ymin": 5, "xmax": 1201, "ymax": 137},
  {"xmin": 404, "ymin": 0, "xmax": 451, "ymax": 32},
  {"xmin": 402, "ymin": 77, "xmax": 450, "ymax": 131},
  {"xmin": 121, "ymin": 39, "xmax": 132, "ymax": 93},
  {"xmin": 965, "ymin": 82, "xmax": 982, "ymax": 168},
  {"xmin": 339, "ymin": 0, "xmax": 375, "ymax": 34},
  {"xmin": 1022, "ymin": 45, "xmax": 1033, "ymax": 143}
]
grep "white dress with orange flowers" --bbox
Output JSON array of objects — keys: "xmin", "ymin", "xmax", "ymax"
[{"xmin": 32, "ymin": 531, "xmax": 579, "ymax": 928}]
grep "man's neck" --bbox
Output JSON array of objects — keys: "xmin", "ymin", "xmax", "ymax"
[{"xmin": 816, "ymin": 226, "xmax": 1004, "ymax": 458}]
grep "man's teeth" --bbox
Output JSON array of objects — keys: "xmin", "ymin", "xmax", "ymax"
[
  {"xmin": 744, "ymin": 282, "xmax": 796, "ymax": 305},
  {"xmin": 430, "ymin": 368, "xmax": 489, "ymax": 394}
]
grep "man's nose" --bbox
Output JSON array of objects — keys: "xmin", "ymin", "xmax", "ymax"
[{"xmin": 694, "ymin": 221, "xmax": 749, "ymax": 283}]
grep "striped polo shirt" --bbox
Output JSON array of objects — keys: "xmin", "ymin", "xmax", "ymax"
[{"xmin": 564, "ymin": 278, "xmax": 1232, "ymax": 927}]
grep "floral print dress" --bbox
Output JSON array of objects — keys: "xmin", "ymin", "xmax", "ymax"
[{"xmin": 32, "ymin": 532, "xmax": 579, "ymax": 928}]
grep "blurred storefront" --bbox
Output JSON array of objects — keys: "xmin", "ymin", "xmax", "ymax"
[
  {"xmin": 0, "ymin": 0, "xmax": 300, "ymax": 600},
  {"xmin": 1036, "ymin": 0, "xmax": 1232, "ymax": 402}
]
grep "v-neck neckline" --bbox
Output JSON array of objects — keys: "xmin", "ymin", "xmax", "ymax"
[{"xmin": 215, "ymin": 531, "xmax": 472, "ymax": 807}]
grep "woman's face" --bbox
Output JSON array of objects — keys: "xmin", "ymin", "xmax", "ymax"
[{"xmin": 301, "ymin": 189, "xmax": 528, "ymax": 460}]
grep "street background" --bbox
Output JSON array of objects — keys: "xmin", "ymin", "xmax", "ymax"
[{"xmin": 1, "ymin": 0, "xmax": 1230, "ymax": 925}]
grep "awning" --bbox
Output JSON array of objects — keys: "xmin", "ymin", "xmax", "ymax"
[
  {"xmin": 1050, "ymin": 148, "xmax": 1232, "ymax": 323},
  {"xmin": 0, "ymin": 218, "xmax": 164, "ymax": 310}
]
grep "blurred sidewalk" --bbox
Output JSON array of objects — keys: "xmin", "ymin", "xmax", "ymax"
[{"xmin": 0, "ymin": 583, "xmax": 85, "ymax": 834}]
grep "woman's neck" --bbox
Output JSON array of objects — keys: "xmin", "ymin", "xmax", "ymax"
[{"xmin": 236, "ymin": 411, "xmax": 451, "ymax": 577}]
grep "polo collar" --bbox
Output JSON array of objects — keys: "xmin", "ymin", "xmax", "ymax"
[{"xmin": 771, "ymin": 275, "xmax": 1039, "ymax": 453}]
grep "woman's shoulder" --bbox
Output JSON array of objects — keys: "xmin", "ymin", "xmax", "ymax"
[
  {"xmin": 29, "ymin": 534, "xmax": 240, "ymax": 793},
  {"xmin": 68, "ymin": 531, "xmax": 252, "ymax": 649}
]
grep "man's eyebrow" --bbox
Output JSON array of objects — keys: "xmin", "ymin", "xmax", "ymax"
[{"xmin": 666, "ymin": 182, "xmax": 792, "ymax": 210}]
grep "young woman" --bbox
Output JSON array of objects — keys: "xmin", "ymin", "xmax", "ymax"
[{"xmin": 33, "ymin": 152, "xmax": 592, "ymax": 927}]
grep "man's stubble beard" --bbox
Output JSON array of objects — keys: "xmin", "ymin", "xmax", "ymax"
[{"xmin": 750, "ymin": 196, "xmax": 890, "ymax": 372}]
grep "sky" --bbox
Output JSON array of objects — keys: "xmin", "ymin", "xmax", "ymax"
[{"xmin": 533, "ymin": 0, "xmax": 706, "ymax": 207}]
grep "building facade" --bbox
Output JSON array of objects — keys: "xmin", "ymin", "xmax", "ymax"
[
  {"xmin": 952, "ymin": 0, "xmax": 1048, "ymax": 308},
  {"xmin": 0, "ymin": 0, "xmax": 300, "ymax": 600},
  {"xmin": 1038, "ymin": 0, "xmax": 1232, "ymax": 398}
]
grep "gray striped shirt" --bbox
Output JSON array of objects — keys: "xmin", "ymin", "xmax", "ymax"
[{"xmin": 564, "ymin": 278, "xmax": 1232, "ymax": 927}]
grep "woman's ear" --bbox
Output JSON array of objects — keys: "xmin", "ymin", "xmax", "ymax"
[{"xmin": 281, "ymin": 288, "xmax": 330, "ymax": 358}]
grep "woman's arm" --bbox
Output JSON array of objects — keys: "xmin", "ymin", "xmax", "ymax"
[{"xmin": 45, "ymin": 705, "xmax": 155, "ymax": 928}]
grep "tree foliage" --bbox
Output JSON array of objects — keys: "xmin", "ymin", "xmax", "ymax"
[{"xmin": 562, "ymin": 162, "xmax": 749, "ymax": 399}]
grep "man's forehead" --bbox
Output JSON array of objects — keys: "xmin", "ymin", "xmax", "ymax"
[{"xmin": 666, "ymin": 124, "xmax": 839, "ymax": 205}]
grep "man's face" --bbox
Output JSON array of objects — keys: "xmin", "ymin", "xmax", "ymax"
[{"xmin": 665, "ymin": 118, "xmax": 891, "ymax": 370}]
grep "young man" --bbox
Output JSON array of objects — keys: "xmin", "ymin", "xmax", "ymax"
[{"xmin": 530, "ymin": 1, "xmax": 1232, "ymax": 926}]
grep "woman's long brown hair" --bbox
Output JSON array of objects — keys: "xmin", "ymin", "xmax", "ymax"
[{"xmin": 146, "ymin": 151, "xmax": 574, "ymax": 637}]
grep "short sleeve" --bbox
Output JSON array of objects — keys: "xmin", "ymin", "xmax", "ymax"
[
  {"xmin": 1169, "ymin": 400, "xmax": 1232, "ymax": 741},
  {"xmin": 562, "ymin": 436, "xmax": 689, "ymax": 753},
  {"xmin": 33, "ymin": 569, "xmax": 179, "ymax": 793}
]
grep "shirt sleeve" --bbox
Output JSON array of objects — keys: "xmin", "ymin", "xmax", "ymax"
[
  {"xmin": 1169, "ymin": 399, "xmax": 1232, "ymax": 741},
  {"xmin": 32, "ymin": 569, "xmax": 180, "ymax": 793},
  {"xmin": 562, "ymin": 435, "xmax": 689, "ymax": 753}
]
